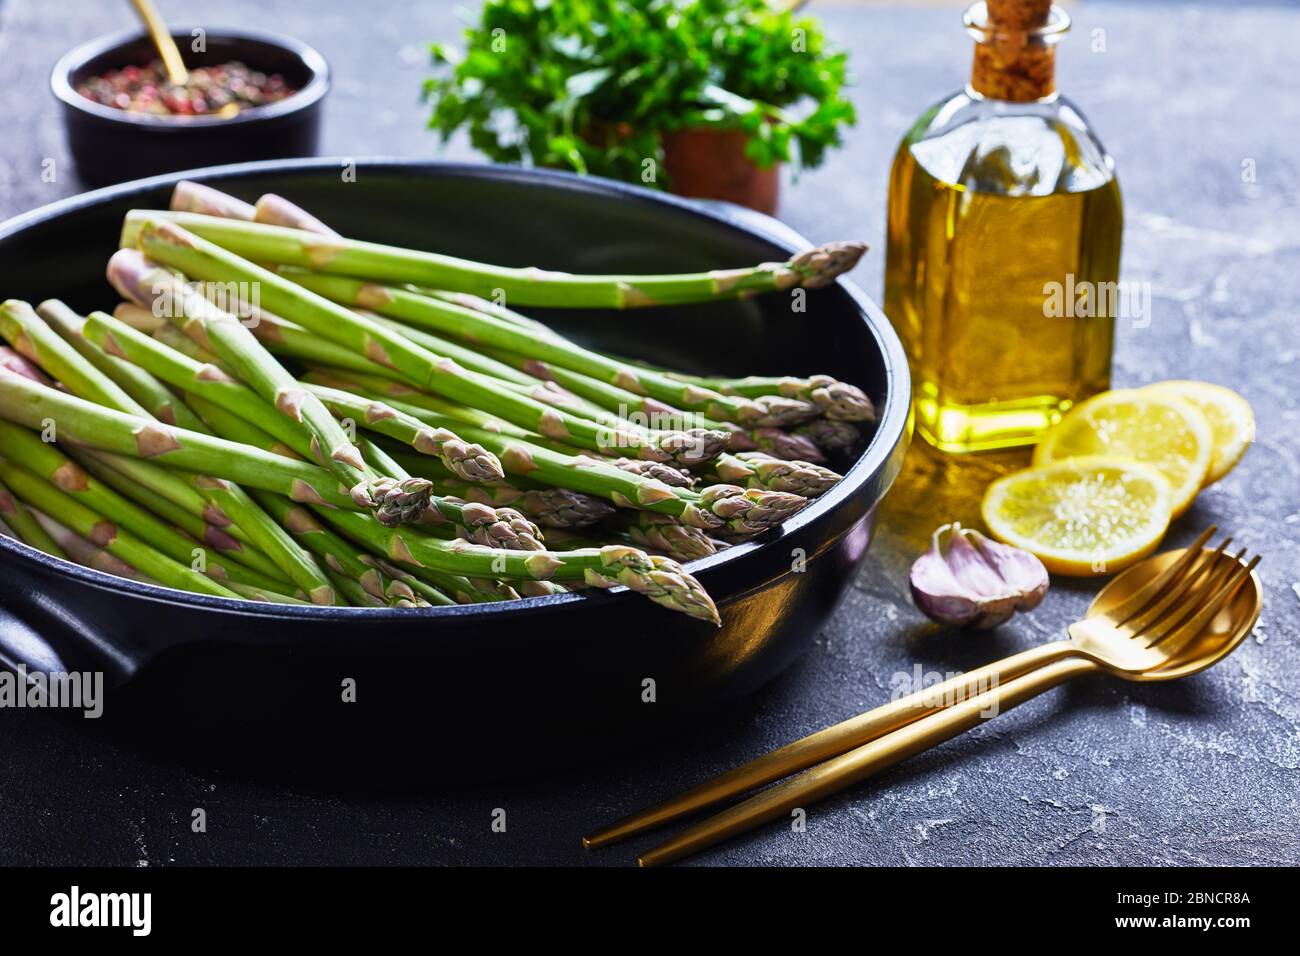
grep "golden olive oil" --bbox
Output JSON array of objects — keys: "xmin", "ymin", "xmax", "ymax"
[{"xmin": 884, "ymin": 151, "xmax": 1122, "ymax": 452}]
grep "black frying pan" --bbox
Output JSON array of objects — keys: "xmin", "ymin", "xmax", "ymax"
[{"xmin": 0, "ymin": 161, "xmax": 910, "ymax": 781}]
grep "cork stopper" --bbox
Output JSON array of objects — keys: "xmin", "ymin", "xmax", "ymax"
[
  {"xmin": 987, "ymin": 0, "xmax": 1051, "ymax": 30},
  {"xmin": 967, "ymin": 1, "xmax": 1066, "ymax": 103}
]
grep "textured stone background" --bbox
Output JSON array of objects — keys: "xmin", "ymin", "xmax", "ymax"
[{"xmin": 0, "ymin": 0, "xmax": 1296, "ymax": 866}]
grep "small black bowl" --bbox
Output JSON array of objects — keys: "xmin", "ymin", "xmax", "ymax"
[{"xmin": 51, "ymin": 27, "xmax": 328, "ymax": 187}]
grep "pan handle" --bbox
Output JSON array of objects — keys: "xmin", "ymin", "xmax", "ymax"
[{"xmin": 0, "ymin": 593, "xmax": 138, "ymax": 688}]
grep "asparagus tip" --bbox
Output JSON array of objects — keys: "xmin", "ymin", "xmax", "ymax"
[
  {"xmin": 697, "ymin": 483, "xmax": 807, "ymax": 537},
  {"xmin": 655, "ymin": 428, "xmax": 728, "ymax": 468},
  {"xmin": 805, "ymin": 376, "xmax": 877, "ymax": 423},
  {"xmin": 789, "ymin": 240, "xmax": 868, "ymax": 289},
  {"xmin": 371, "ymin": 477, "xmax": 434, "ymax": 527},
  {"xmin": 586, "ymin": 545, "xmax": 720, "ymax": 626}
]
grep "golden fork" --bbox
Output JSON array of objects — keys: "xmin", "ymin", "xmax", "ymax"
[{"xmin": 583, "ymin": 530, "xmax": 1261, "ymax": 864}]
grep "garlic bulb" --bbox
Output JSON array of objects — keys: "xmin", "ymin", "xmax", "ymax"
[{"xmin": 909, "ymin": 523, "xmax": 1049, "ymax": 629}]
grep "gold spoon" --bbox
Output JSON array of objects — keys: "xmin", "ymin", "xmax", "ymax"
[
  {"xmin": 129, "ymin": 0, "xmax": 189, "ymax": 86},
  {"xmin": 634, "ymin": 541, "xmax": 1261, "ymax": 865},
  {"xmin": 584, "ymin": 531, "xmax": 1261, "ymax": 858}
]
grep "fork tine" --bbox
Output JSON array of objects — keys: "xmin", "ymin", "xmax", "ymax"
[
  {"xmin": 1140, "ymin": 547, "xmax": 1244, "ymax": 646},
  {"xmin": 1107, "ymin": 526, "xmax": 1217, "ymax": 626},
  {"xmin": 1141, "ymin": 550, "xmax": 1258, "ymax": 651},
  {"xmin": 1121, "ymin": 537, "xmax": 1231, "ymax": 638},
  {"xmin": 1144, "ymin": 554, "xmax": 1260, "ymax": 654}
]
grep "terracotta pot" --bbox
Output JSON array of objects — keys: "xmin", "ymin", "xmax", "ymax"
[{"xmin": 661, "ymin": 127, "xmax": 780, "ymax": 215}]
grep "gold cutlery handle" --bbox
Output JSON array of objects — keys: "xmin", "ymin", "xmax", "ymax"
[
  {"xmin": 129, "ymin": 0, "xmax": 189, "ymax": 86},
  {"xmin": 638, "ymin": 655, "xmax": 1100, "ymax": 867},
  {"xmin": 585, "ymin": 639, "xmax": 1077, "ymax": 849}
]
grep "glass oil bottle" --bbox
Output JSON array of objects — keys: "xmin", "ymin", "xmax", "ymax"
[{"xmin": 884, "ymin": 1, "xmax": 1122, "ymax": 453}]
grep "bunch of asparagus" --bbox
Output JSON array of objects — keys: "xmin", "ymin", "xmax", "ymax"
[{"xmin": 0, "ymin": 181, "xmax": 875, "ymax": 625}]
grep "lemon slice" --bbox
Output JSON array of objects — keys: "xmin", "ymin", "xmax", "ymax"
[
  {"xmin": 981, "ymin": 456, "xmax": 1173, "ymax": 577},
  {"xmin": 1033, "ymin": 389, "xmax": 1211, "ymax": 517},
  {"xmin": 1142, "ymin": 380, "xmax": 1254, "ymax": 486}
]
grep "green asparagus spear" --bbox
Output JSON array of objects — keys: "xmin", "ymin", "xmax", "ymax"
[
  {"xmin": 0, "ymin": 473, "xmax": 66, "ymax": 558},
  {"xmin": 317, "ymin": 507, "xmax": 719, "ymax": 624},
  {"xmin": 70, "ymin": 449, "xmax": 294, "ymax": 590},
  {"xmin": 123, "ymin": 220, "xmax": 727, "ymax": 467},
  {"xmin": 302, "ymin": 369, "xmax": 806, "ymax": 536},
  {"xmin": 252, "ymin": 491, "xmax": 425, "ymax": 607},
  {"xmin": 284, "ymin": 272, "xmax": 818, "ymax": 427},
  {"xmin": 0, "ymin": 419, "xmax": 292, "ymax": 592},
  {"xmin": 107, "ymin": 250, "xmax": 432, "ymax": 526},
  {"xmin": 121, "ymin": 210, "xmax": 866, "ymax": 308},
  {"xmin": 2, "ymin": 302, "xmax": 337, "ymax": 600},
  {"xmin": 36, "ymin": 299, "xmax": 208, "ymax": 430},
  {"xmin": 0, "ymin": 458, "xmax": 238, "ymax": 599},
  {"xmin": 710, "ymin": 452, "xmax": 843, "ymax": 499},
  {"xmin": 1, "ymin": 299, "xmax": 148, "ymax": 415}
]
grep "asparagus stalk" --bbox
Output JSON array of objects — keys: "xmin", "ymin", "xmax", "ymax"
[
  {"xmin": 601, "ymin": 457, "xmax": 692, "ymax": 487},
  {"xmin": 318, "ymin": 507, "xmax": 719, "ymax": 624},
  {"xmin": 3, "ymin": 301, "xmax": 333, "ymax": 596},
  {"xmin": 85, "ymin": 311, "xmax": 322, "ymax": 461},
  {"xmin": 384, "ymin": 299, "xmax": 841, "ymax": 458},
  {"xmin": 70, "ymin": 448, "xmax": 294, "ymax": 589},
  {"xmin": 305, "ymin": 370, "xmax": 806, "ymax": 536},
  {"xmin": 253, "ymin": 193, "xmax": 340, "ymax": 236},
  {"xmin": 226, "ymin": 582, "xmax": 310, "ymax": 605},
  {"xmin": 1, "ymin": 299, "xmax": 148, "ymax": 415},
  {"xmin": 0, "ymin": 458, "xmax": 239, "ymax": 599},
  {"xmin": 112, "ymin": 302, "xmax": 168, "ymax": 333},
  {"xmin": 478, "ymin": 350, "xmax": 832, "ymax": 462},
  {"xmin": 747, "ymin": 426, "xmax": 827, "ymax": 463},
  {"xmin": 581, "ymin": 345, "xmax": 876, "ymax": 424},
  {"xmin": 0, "ymin": 368, "xmax": 362, "ymax": 510},
  {"xmin": 711, "ymin": 451, "xmax": 842, "ymax": 499},
  {"xmin": 171, "ymin": 180, "xmax": 256, "ymax": 220},
  {"xmin": 325, "ymin": 568, "xmax": 378, "ymax": 607},
  {"xmin": 1, "ymin": 344, "xmax": 54, "ymax": 384},
  {"xmin": 31, "ymin": 509, "xmax": 150, "ymax": 580},
  {"xmin": 36, "ymin": 299, "xmax": 208, "ymax": 431},
  {"xmin": 372, "ymin": 559, "xmax": 456, "ymax": 607},
  {"xmin": 387, "ymin": 461, "xmax": 616, "ymax": 530},
  {"xmin": 86, "ymin": 309, "xmax": 427, "ymax": 474},
  {"xmin": 296, "ymin": 380, "xmax": 503, "ymax": 482},
  {"xmin": 244, "ymin": 308, "xmax": 408, "ymax": 381},
  {"xmin": 188, "ymin": 382, "xmax": 540, "ymax": 553},
  {"xmin": 0, "ymin": 419, "xmax": 290, "ymax": 592},
  {"xmin": 123, "ymin": 219, "xmax": 727, "ymax": 467},
  {"xmin": 0, "ymin": 474, "xmax": 66, "ymax": 557},
  {"xmin": 121, "ymin": 210, "xmax": 866, "ymax": 308},
  {"xmin": 424, "ymin": 288, "xmax": 556, "ymax": 337},
  {"xmin": 275, "ymin": 314, "xmax": 730, "ymax": 472},
  {"xmin": 390, "ymin": 560, "xmax": 515, "ymax": 604},
  {"xmin": 666, "ymin": 373, "xmax": 876, "ymax": 422},
  {"xmin": 481, "ymin": 345, "xmax": 750, "ymax": 444},
  {"xmin": 287, "ymin": 272, "xmax": 818, "ymax": 427},
  {"xmin": 347, "ymin": 375, "xmax": 714, "ymax": 490},
  {"xmin": 366, "ymin": 312, "xmax": 538, "ymax": 386},
  {"xmin": 614, "ymin": 511, "xmax": 726, "ymax": 563},
  {"xmin": 252, "ymin": 491, "xmax": 424, "ymax": 607},
  {"xmin": 108, "ymin": 250, "xmax": 432, "ymax": 526},
  {"xmin": 181, "ymin": 182, "xmax": 342, "ymax": 239},
  {"xmin": 74, "ymin": 445, "xmax": 285, "ymax": 571},
  {"xmin": 152, "ymin": 322, "xmax": 227, "ymax": 366}
]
